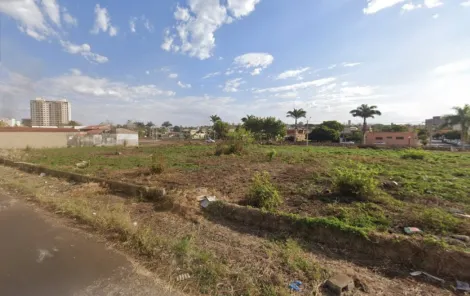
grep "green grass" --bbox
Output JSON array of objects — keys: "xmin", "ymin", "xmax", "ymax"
[{"xmin": 18, "ymin": 144, "xmax": 470, "ymax": 237}]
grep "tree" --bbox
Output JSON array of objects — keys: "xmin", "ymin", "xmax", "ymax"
[
  {"xmin": 350, "ymin": 104, "xmax": 382, "ymax": 144},
  {"xmin": 442, "ymin": 104, "xmax": 470, "ymax": 146},
  {"xmin": 213, "ymin": 121, "xmax": 230, "ymax": 139},
  {"xmin": 67, "ymin": 120, "xmax": 82, "ymax": 127},
  {"xmin": 374, "ymin": 124, "xmax": 407, "ymax": 132},
  {"xmin": 241, "ymin": 114, "xmax": 255, "ymax": 123},
  {"xmin": 344, "ymin": 131, "xmax": 363, "ymax": 143},
  {"xmin": 417, "ymin": 129, "xmax": 429, "ymax": 146},
  {"xmin": 173, "ymin": 126, "xmax": 182, "ymax": 132},
  {"xmin": 242, "ymin": 116, "xmax": 286, "ymax": 141},
  {"xmin": 161, "ymin": 121, "xmax": 172, "ymax": 128},
  {"xmin": 321, "ymin": 120, "xmax": 344, "ymax": 132},
  {"xmin": 286, "ymin": 108, "xmax": 307, "ymax": 142},
  {"xmin": 210, "ymin": 115, "xmax": 221, "ymax": 124},
  {"xmin": 444, "ymin": 130, "xmax": 461, "ymax": 140},
  {"xmin": 309, "ymin": 126, "xmax": 340, "ymax": 142},
  {"xmin": 146, "ymin": 121, "xmax": 155, "ymax": 127}
]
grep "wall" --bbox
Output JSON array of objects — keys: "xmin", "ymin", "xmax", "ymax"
[
  {"xmin": 0, "ymin": 132, "xmax": 77, "ymax": 149},
  {"xmin": 67, "ymin": 133, "xmax": 138, "ymax": 147},
  {"xmin": 365, "ymin": 132, "xmax": 419, "ymax": 147},
  {"xmin": 116, "ymin": 134, "xmax": 139, "ymax": 146}
]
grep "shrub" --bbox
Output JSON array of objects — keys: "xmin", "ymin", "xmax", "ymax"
[
  {"xmin": 325, "ymin": 203, "xmax": 390, "ymax": 230},
  {"xmin": 214, "ymin": 128, "xmax": 254, "ymax": 156},
  {"xmin": 247, "ymin": 171, "xmax": 282, "ymax": 211},
  {"xmin": 150, "ymin": 152, "xmax": 165, "ymax": 174},
  {"xmin": 24, "ymin": 145, "xmax": 32, "ymax": 152},
  {"xmin": 333, "ymin": 163, "xmax": 379, "ymax": 200},
  {"xmin": 401, "ymin": 149, "xmax": 427, "ymax": 160},
  {"xmin": 267, "ymin": 149, "xmax": 277, "ymax": 161}
]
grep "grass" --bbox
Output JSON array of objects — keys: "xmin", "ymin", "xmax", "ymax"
[{"xmin": 12, "ymin": 143, "xmax": 470, "ymax": 237}]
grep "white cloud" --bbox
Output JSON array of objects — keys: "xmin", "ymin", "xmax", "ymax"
[
  {"xmin": 223, "ymin": 78, "xmax": 244, "ymax": 92},
  {"xmin": 129, "ymin": 16, "xmax": 153, "ymax": 33},
  {"xmin": 145, "ymin": 70, "xmax": 150, "ymax": 75},
  {"xmin": 273, "ymin": 92, "xmax": 299, "ymax": 99},
  {"xmin": 41, "ymin": 0, "xmax": 60, "ymax": 26},
  {"xmin": 363, "ymin": 0, "xmax": 405, "ymax": 14},
  {"xmin": 424, "ymin": 0, "xmax": 443, "ymax": 8},
  {"xmin": 0, "ymin": 0, "xmax": 55, "ymax": 40},
  {"xmin": 462, "ymin": 0, "xmax": 470, "ymax": 7},
  {"xmin": 341, "ymin": 86, "xmax": 375, "ymax": 96},
  {"xmin": 401, "ymin": 2, "xmax": 422, "ymax": 12},
  {"xmin": 432, "ymin": 13, "xmax": 439, "ymax": 18},
  {"xmin": 231, "ymin": 53, "xmax": 274, "ymax": 75},
  {"xmin": 168, "ymin": 73, "xmax": 178, "ymax": 79},
  {"xmin": 227, "ymin": 0, "xmax": 261, "ymax": 18},
  {"xmin": 177, "ymin": 81, "xmax": 192, "ymax": 89},
  {"xmin": 163, "ymin": 0, "xmax": 261, "ymax": 60},
  {"xmin": 91, "ymin": 4, "xmax": 118, "ymax": 37},
  {"xmin": 202, "ymin": 72, "xmax": 221, "ymax": 79},
  {"xmin": 343, "ymin": 62, "xmax": 361, "ymax": 67},
  {"xmin": 276, "ymin": 67, "xmax": 310, "ymax": 80},
  {"xmin": 62, "ymin": 8, "xmax": 78, "ymax": 27},
  {"xmin": 60, "ymin": 40, "xmax": 109, "ymax": 64},
  {"xmin": 433, "ymin": 59, "xmax": 470, "ymax": 75},
  {"xmin": 70, "ymin": 68, "xmax": 81, "ymax": 75},
  {"xmin": 129, "ymin": 17, "xmax": 137, "ymax": 33},
  {"xmin": 254, "ymin": 77, "xmax": 336, "ymax": 93}
]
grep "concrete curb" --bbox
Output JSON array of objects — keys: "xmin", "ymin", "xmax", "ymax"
[{"xmin": 0, "ymin": 158, "xmax": 165, "ymax": 201}]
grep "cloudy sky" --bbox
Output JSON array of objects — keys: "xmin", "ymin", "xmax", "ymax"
[{"xmin": 0, "ymin": 0, "xmax": 469, "ymax": 126}]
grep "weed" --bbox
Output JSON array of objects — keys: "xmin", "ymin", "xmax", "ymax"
[
  {"xmin": 267, "ymin": 149, "xmax": 277, "ymax": 161},
  {"xmin": 401, "ymin": 149, "xmax": 428, "ymax": 160},
  {"xmin": 150, "ymin": 152, "xmax": 165, "ymax": 174},
  {"xmin": 24, "ymin": 145, "xmax": 32, "ymax": 152},
  {"xmin": 279, "ymin": 239, "xmax": 326, "ymax": 281},
  {"xmin": 325, "ymin": 203, "xmax": 390, "ymax": 230},
  {"xmin": 247, "ymin": 171, "xmax": 282, "ymax": 211},
  {"xmin": 333, "ymin": 163, "xmax": 379, "ymax": 200},
  {"xmin": 173, "ymin": 235, "xmax": 192, "ymax": 257},
  {"xmin": 410, "ymin": 207, "xmax": 460, "ymax": 234}
]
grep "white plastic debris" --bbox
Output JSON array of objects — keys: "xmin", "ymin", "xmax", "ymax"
[
  {"xmin": 199, "ymin": 196, "xmax": 217, "ymax": 208},
  {"xmin": 456, "ymin": 280, "xmax": 470, "ymax": 292},
  {"xmin": 176, "ymin": 273, "xmax": 191, "ymax": 282},
  {"xmin": 39, "ymin": 173, "xmax": 46, "ymax": 177},
  {"xmin": 133, "ymin": 222, "xmax": 138, "ymax": 227},
  {"xmin": 410, "ymin": 271, "xmax": 444, "ymax": 284}
]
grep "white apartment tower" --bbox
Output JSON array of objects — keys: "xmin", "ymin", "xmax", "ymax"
[{"xmin": 30, "ymin": 98, "xmax": 72, "ymax": 127}]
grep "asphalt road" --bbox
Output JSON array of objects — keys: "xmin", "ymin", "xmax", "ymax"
[{"xmin": 0, "ymin": 191, "xmax": 182, "ymax": 296}]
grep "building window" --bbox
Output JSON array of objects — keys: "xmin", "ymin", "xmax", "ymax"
[
  {"xmin": 375, "ymin": 137, "xmax": 383, "ymax": 140},
  {"xmin": 386, "ymin": 136, "xmax": 393, "ymax": 139},
  {"xmin": 396, "ymin": 137, "xmax": 405, "ymax": 140}
]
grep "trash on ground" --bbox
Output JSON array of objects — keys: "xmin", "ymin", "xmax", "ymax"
[
  {"xmin": 133, "ymin": 221, "xmax": 138, "ymax": 227},
  {"xmin": 450, "ymin": 234, "xmax": 470, "ymax": 242},
  {"xmin": 288, "ymin": 280, "xmax": 302, "ymax": 292},
  {"xmin": 76, "ymin": 161, "xmax": 89, "ymax": 169},
  {"xmin": 404, "ymin": 227, "xmax": 422, "ymax": 234},
  {"xmin": 326, "ymin": 274, "xmax": 355, "ymax": 295},
  {"xmin": 176, "ymin": 273, "xmax": 191, "ymax": 282},
  {"xmin": 199, "ymin": 196, "xmax": 217, "ymax": 208},
  {"xmin": 445, "ymin": 237, "xmax": 467, "ymax": 247},
  {"xmin": 449, "ymin": 208, "xmax": 464, "ymax": 214},
  {"xmin": 39, "ymin": 173, "xmax": 46, "ymax": 177},
  {"xmin": 456, "ymin": 280, "xmax": 470, "ymax": 292},
  {"xmin": 410, "ymin": 271, "xmax": 444, "ymax": 284},
  {"xmin": 455, "ymin": 213, "xmax": 470, "ymax": 219}
]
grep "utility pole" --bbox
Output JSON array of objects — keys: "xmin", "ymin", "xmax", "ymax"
[{"xmin": 306, "ymin": 117, "xmax": 311, "ymax": 147}]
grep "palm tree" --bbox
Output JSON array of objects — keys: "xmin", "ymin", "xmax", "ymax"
[
  {"xmin": 210, "ymin": 115, "xmax": 221, "ymax": 124},
  {"xmin": 241, "ymin": 114, "xmax": 255, "ymax": 123},
  {"xmin": 350, "ymin": 104, "xmax": 382, "ymax": 144},
  {"xmin": 286, "ymin": 108, "xmax": 307, "ymax": 142},
  {"xmin": 442, "ymin": 104, "xmax": 470, "ymax": 146}
]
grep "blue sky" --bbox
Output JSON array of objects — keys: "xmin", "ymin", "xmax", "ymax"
[{"xmin": 0, "ymin": 0, "xmax": 469, "ymax": 126}]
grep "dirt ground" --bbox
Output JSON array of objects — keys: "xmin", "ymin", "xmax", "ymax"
[{"xmin": 0, "ymin": 164, "xmax": 456, "ymax": 296}]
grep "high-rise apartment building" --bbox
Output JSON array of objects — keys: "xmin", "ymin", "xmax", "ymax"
[{"xmin": 30, "ymin": 98, "xmax": 72, "ymax": 127}]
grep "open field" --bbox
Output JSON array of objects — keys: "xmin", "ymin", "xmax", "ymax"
[
  {"xmin": 6, "ymin": 144, "xmax": 470, "ymax": 240},
  {"xmin": 0, "ymin": 164, "xmax": 453, "ymax": 295}
]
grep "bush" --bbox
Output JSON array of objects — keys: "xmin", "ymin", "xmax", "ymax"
[
  {"xmin": 214, "ymin": 128, "xmax": 254, "ymax": 156},
  {"xmin": 325, "ymin": 203, "xmax": 390, "ymax": 230},
  {"xmin": 267, "ymin": 149, "xmax": 277, "ymax": 161},
  {"xmin": 247, "ymin": 171, "xmax": 282, "ymax": 211},
  {"xmin": 401, "ymin": 149, "xmax": 427, "ymax": 160},
  {"xmin": 150, "ymin": 152, "xmax": 165, "ymax": 174},
  {"xmin": 333, "ymin": 163, "xmax": 379, "ymax": 200}
]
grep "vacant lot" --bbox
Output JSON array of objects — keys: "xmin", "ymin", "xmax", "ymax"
[{"xmin": 11, "ymin": 144, "xmax": 470, "ymax": 240}]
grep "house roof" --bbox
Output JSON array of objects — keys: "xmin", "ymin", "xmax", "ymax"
[
  {"xmin": 0, "ymin": 127, "xmax": 78, "ymax": 133},
  {"xmin": 80, "ymin": 125, "xmax": 111, "ymax": 131}
]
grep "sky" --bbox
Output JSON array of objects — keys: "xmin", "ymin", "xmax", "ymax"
[{"xmin": 0, "ymin": 0, "xmax": 469, "ymax": 126}]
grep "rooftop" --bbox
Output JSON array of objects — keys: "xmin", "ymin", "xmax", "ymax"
[{"xmin": 0, "ymin": 127, "xmax": 77, "ymax": 133}]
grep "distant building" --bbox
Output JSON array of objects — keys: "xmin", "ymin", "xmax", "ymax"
[
  {"xmin": 0, "ymin": 127, "xmax": 78, "ymax": 149},
  {"xmin": 0, "ymin": 118, "xmax": 21, "ymax": 126},
  {"xmin": 365, "ymin": 132, "xmax": 419, "ymax": 147},
  {"xmin": 21, "ymin": 119, "xmax": 32, "ymax": 127},
  {"xmin": 31, "ymin": 98, "xmax": 71, "ymax": 127},
  {"xmin": 425, "ymin": 116, "xmax": 444, "ymax": 132},
  {"xmin": 286, "ymin": 129, "xmax": 307, "ymax": 141}
]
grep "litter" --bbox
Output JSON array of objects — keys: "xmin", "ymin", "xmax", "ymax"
[
  {"xmin": 76, "ymin": 161, "xmax": 89, "ymax": 168},
  {"xmin": 133, "ymin": 222, "xmax": 138, "ymax": 227},
  {"xmin": 176, "ymin": 273, "xmax": 191, "ymax": 282},
  {"xmin": 456, "ymin": 280, "xmax": 470, "ymax": 292},
  {"xmin": 199, "ymin": 196, "xmax": 217, "ymax": 208},
  {"xmin": 410, "ymin": 271, "xmax": 444, "ymax": 284},
  {"xmin": 450, "ymin": 234, "xmax": 470, "ymax": 242},
  {"xmin": 39, "ymin": 173, "xmax": 46, "ymax": 177},
  {"xmin": 404, "ymin": 227, "xmax": 422, "ymax": 234},
  {"xmin": 455, "ymin": 213, "xmax": 470, "ymax": 219},
  {"xmin": 288, "ymin": 280, "xmax": 302, "ymax": 292}
]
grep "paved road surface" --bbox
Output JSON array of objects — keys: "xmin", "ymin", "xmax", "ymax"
[{"xmin": 0, "ymin": 191, "xmax": 181, "ymax": 296}]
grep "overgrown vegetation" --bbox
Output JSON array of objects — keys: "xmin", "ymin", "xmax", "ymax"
[
  {"xmin": 215, "ymin": 127, "xmax": 254, "ymax": 155},
  {"xmin": 401, "ymin": 149, "xmax": 428, "ymax": 160},
  {"xmin": 333, "ymin": 162, "xmax": 379, "ymax": 200},
  {"xmin": 267, "ymin": 149, "xmax": 277, "ymax": 161},
  {"xmin": 247, "ymin": 171, "xmax": 282, "ymax": 211},
  {"xmin": 150, "ymin": 152, "xmax": 165, "ymax": 174}
]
